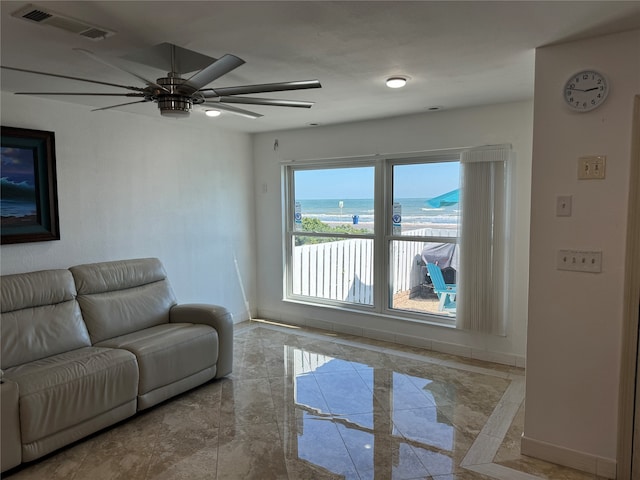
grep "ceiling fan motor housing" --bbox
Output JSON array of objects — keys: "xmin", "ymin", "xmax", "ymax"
[{"xmin": 156, "ymin": 74, "xmax": 193, "ymax": 118}]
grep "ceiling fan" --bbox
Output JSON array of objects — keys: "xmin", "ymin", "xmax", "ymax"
[{"xmin": 0, "ymin": 43, "xmax": 322, "ymax": 119}]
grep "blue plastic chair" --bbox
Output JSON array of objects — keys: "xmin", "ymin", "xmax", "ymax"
[{"xmin": 426, "ymin": 263, "xmax": 457, "ymax": 311}]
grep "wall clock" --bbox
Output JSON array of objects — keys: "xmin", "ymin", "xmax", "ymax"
[{"xmin": 563, "ymin": 70, "xmax": 609, "ymax": 112}]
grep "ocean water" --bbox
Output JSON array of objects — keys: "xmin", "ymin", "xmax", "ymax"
[
  {"xmin": 296, "ymin": 198, "xmax": 459, "ymax": 225},
  {"xmin": 0, "ymin": 177, "xmax": 37, "ymax": 218}
]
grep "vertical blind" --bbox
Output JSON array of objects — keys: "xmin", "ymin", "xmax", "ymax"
[{"xmin": 456, "ymin": 145, "xmax": 512, "ymax": 335}]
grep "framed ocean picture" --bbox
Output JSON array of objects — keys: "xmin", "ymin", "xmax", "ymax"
[{"xmin": 1, "ymin": 126, "xmax": 60, "ymax": 244}]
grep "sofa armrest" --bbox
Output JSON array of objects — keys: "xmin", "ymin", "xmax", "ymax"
[
  {"xmin": 169, "ymin": 304, "xmax": 233, "ymax": 378},
  {"xmin": 1, "ymin": 377, "xmax": 22, "ymax": 472}
]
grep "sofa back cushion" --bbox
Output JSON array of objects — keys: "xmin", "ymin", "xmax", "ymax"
[
  {"xmin": 1, "ymin": 269, "xmax": 91, "ymax": 369},
  {"xmin": 70, "ymin": 258, "xmax": 177, "ymax": 344}
]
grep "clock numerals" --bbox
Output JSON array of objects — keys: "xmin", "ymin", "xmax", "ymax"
[{"xmin": 563, "ymin": 70, "xmax": 608, "ymax": 112}]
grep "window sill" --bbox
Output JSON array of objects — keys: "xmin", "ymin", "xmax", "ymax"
[{"xmin": 282, "ymin": 297, "xmax": 457, "ymax": 330}]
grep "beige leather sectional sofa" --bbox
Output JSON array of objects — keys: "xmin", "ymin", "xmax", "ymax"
[{"xmin": 0, "ymin": 258, "xmax": 233, "ymax": 473}]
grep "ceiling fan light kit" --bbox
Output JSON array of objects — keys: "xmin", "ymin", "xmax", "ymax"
[{"xmin": 1, "ymin": 43, "xmax": 322, "ymax": 120}]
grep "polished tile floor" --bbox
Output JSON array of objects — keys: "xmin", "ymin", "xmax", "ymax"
[{"xmin": 6, "ymin": 320, "xmax": 606, "ymax": 480}]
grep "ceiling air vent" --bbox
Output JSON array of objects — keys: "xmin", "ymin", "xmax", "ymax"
[
  {"xmin": 22, "ymin": 8, "xmax": 51, "ymax": 22},
  {"xmin": 11, "ymin": 3, "xmax": 115, "ymax": 41}
]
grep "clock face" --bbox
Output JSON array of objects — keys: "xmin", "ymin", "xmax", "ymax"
[{"xmin": 564, "ymin": 70, "xmax": 609, "ymax": 112}]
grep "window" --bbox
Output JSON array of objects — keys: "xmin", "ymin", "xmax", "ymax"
[
  {"xmin": 388, "ymin": 161, "xmax": 460, "ymax": 317},
  {"xmin": 288, "ymin": 165, "xmax": 376, "ymax": 306},
  {"xmin": 284, "ymin": 145, "xmax": 511, "ymax": 331}
]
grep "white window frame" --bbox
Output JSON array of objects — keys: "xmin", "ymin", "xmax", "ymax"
[
  {"xmin": 283, "ymin": 158, "xmax": 380, "ymax": 310},
  {"xmin": 282, "ymin": 149, "xmax": 464, "ymax": 326},
  {"xmin": 383, "ymin": 154, "xmax": 460, "ymax": 322}
]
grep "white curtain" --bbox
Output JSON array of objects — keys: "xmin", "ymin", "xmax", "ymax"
[{"xmin": 456, "ymin": 145, "xmax": 511, "ymax": 335}]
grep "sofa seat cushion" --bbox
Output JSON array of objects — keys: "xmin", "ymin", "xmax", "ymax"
[
  {"xmin": 5, "ymin": 347, "xmax": 138, "ymax": 445},
  {"xmin": 95, "ymin": 323, "xmax": 218, "ymax": 397}
]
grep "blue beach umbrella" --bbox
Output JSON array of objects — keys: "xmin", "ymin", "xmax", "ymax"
[{"xmin": 426, "ymin": 189, "xmax": 460, "ymax": 208}]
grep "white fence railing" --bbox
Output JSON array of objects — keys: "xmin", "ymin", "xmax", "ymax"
[
  {"xmin": 293, "ymin": 238, "xmax": 374, "ymax": 304},
  {"xmin": 292, "ymin": 227, "xmax": 457, "ymax": 304}
]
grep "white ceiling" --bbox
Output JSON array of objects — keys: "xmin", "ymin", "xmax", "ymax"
[{"xmin": 2, "ymin": 1, "xmax": 640, "ymax": 133}]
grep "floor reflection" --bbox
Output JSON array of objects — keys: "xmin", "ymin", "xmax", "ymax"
[{"xmin": 283, "ymin": 345, "xmax": 465, "ymax": 479}]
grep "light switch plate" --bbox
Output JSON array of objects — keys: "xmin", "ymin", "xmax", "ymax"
[
  {"xmin": 556, "ymin": 195, "xmax": 572, "ymax": 216},
  {"xmin": 578, "ymin": 155, "xmax": 606, "ymax": 180}
]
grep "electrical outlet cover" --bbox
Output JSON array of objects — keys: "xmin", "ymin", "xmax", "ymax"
[{"xmin": 557, "ymin": 249, "xmax": 602, "ymax": 273}]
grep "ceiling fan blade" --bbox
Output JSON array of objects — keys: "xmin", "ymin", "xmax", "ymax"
[
  {"xmin": 201, "ymin": 79, "xmax": 321, "ymax": 97},
  {"xmin": 14, "ymin": 92, "xmax": 146, "ymax": 97},
  {"xmin": 180, "ymin": 54, "xmax": 245, "ymax": 93},
  {"xmin": 91, "ymin": 100, "xmax": 151, "ymax": 112},
  {"xmin": 218, "ymin": 96, "xmax": 314, "ymax": 108},
  {"xmin": 1, "ymin": 66, "xmax": 147, "ymax": 92},
  {"xmin": 202, "ymin": 101, "xmax": 263, "ymax": 119},
  {"xmin": 73, "ymin": 48, "xmax": 169, "ymax": 93}
]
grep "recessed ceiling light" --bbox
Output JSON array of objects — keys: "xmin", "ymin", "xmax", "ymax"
[
  {"xmin": 205, "ymin": 109, "xmax": 221, "ymax": 117},
  {"xmin": 386, "ymin": 77, "xmax": 407, "ymax": 88}
]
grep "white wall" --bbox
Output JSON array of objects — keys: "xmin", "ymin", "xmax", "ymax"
[
  {"xmin": 524, "ymin": 29, "xmax": 640, "ymax": 477},
  {"xmin": 252, "ymin": 100, "xmax": 533, "ymax": 363},
  {"xmin": 0, "ymin": 93, "xmax": 256, "ymax": 323}
]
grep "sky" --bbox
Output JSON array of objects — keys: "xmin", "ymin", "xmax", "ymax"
[
  {"xmin": 1, "ymin": 147, "xmax": 35, "ymax": 184},
  {"xmin": 294, "ymin": 162, "xmax": 460, "ymax": 199}
]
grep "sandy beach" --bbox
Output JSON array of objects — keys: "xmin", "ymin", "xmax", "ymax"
[
  {"xmin": 1, "ymin": 215, "xmax": 38, "ymax": 226},
  {"xmin": 325, "ymin": 220, "xmax": 458, "ymax": 233}
]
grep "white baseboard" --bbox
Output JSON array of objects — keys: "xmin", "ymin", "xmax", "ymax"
[
  {"xmin": 521, "ymin": 435, "xmax": 616, "ymax": 479},
  {"xmin": 264, "ymin": 313, "xmax": 526, "ymax": 368}
]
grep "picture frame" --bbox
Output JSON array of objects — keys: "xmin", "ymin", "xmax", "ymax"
[{"xmin": 1, "ymin": 126, "xmax": 60, "ymax": 244}]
